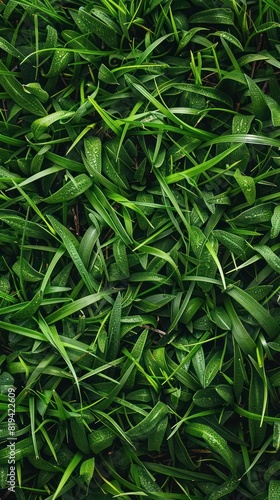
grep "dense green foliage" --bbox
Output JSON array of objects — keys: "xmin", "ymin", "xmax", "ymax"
[{"xmin": 0, "ymin": 0, "xmax": 280, "ymax": 498}]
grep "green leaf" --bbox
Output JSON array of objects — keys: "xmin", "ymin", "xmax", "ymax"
[
  {"xmin": 31, "ymin": 111, "xmax": 75, "ymax": 140},
  {"xmin": 228, "ymin": 203, "xmax": 273, "ymax": 224},
  {"xmin": 165, "ymin": 144, "xmax": 241, "ymax": 183},
  {"xmin": 78, "ymin": 7, "xmax": 119, "ymax": 48},
  {"xmin": 224, "ymin": 296, "xmax": 257, "ymax": 356},
  {"xmin": 84, "ymin": 136, "xmax": 102, "ymax": 174},
  {"xmin": 185, "ymin": 422, "xmax": 236, "ymax": 472},
  {"xmin": 244, "ymin": 74, "xmax": 268, "ymax": 119},
  {"xmin": 136, "ymin": 293, "xmax": 176, "ymax": 313},
  {"xmin": 44, "ymin": 174, "xmax": 92, "ymax": 204},
  {"xmin": 107, "ymin": 292, "xmax": 122, "ymax": 361},
  {"xmin": 12, "ymin": 290, "xmax": 43, "ymax": 320},
  {"xmin": 47, "ymin": 215, "xmax": 98, "ymax": 294},
  {"xmin": 46, "ymin": 290, "xmax": 113, "ymax": 324},
  {"xmin": 12, "ymin": 258, "xmax": 44, "ymax": 282},
  {"xmin": 269, "ymin": 480, "xmax": 280, "ymax": 500},
  {"xmin": 249, "ymin": 368, "xmax": 267, "ymax": 448},
  {"xmin": 271, "ymin": 205, "xmax": 280, "ymax": 239},
  {"xmin": 98, "ymin": 63, "xmax": 119, "ymax": 84},
  {"xmin": 234, "ymin": 168, "xmax": 256, "ymax": 205},
  {"xmin": 254, "ymin": 245, "xmax": 280, "ymax": 274},
  {"xmin": 226, "ymin": 285, "xmax": 278, "ymax": 338},
  {"xmin": 52, "ymin": 452, "xmax": 83, "ymax": 500},
  {"xmin": 213, "ymin": 31, "xmax": 243, "ymax": 50},
  {"xmin": 23, "ymin": 82, "xmax": 49, "ymax": 102},
  {"xmin": 189, "ymin": 9, "xmax": 235, "ymax": 25},
  {"xmin": 80, "ymin": 457, "xmax": 95, "ymax": 488},
  {"xmin": 0, "ymin": 61, "xmax": 46, "ymax": 116},
  {"xmin": 214, "ymin": 229, "xmax": 247, "ymax": 257},
  {"xmin": 209, "ymin": 479, "xmax": 241, "ymax": 500}
]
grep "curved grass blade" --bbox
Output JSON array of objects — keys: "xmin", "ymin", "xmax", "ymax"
[
  {"xmin": 52, "ymin": 451, "xmax": 83, "ymax": 500},
  {"xmin": 46, "ymin": 290, "xmax": 114, "ymax": 324},
  {"xmin": 132, "ymin": 83, "xmax": 215, "ymax": 140},
  {"xmin": 37, "ymin": 314, "xmax": 82, "ymax": 403},
  {"xmin": 165, "ymin": 144, "xmax": 241, "ymax": 183},
  {"xmin": 47, "ymin": 215, "xmax": 98, "ymax": 293},
  {"xmin": 226, "ymin": 285, "xmax": 278, "ymax": 338},
  {"xmin": 224, "ymin": 297, "xmax": 257, "ymax": 357},
  {"xmin": 0, "ymin": 61, "xmax": 47, "ymax": 117}
]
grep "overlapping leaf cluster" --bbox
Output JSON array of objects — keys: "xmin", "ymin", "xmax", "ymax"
[{"xmin": 0, "ymin": 0, "xmax": 280, "ymax": 498}]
